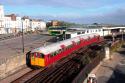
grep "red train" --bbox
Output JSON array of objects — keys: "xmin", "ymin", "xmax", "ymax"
[{"xmin": 26, "ymin": 33, "xmax": 103, "ymax": 68}]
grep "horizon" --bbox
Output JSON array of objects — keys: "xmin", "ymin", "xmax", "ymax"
[{"xmin": 1, "ymin": 0, "xmax": 125, "ymax": 24}]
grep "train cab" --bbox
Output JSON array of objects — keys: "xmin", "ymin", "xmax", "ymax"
[{"xmin": 30, "ymin": 52, "xmax": 45, "ymax": 67}]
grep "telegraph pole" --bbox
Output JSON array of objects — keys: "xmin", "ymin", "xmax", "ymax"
[
  {"xmin": 122, "ymin": 29, "xmax": 124, "ymax": 41},
  {"xmin": 22, "ymin": 21, "xmax": 24, "ymax": 53}
]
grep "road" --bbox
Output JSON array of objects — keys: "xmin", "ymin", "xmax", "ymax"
[{"xmin": 0, "ymin": 33, "xmax": 53, "ymax": 60}]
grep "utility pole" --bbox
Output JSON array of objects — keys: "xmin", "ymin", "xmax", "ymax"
[
  {"xmin": 103, "ymin": 29, "xmax": 104, "ymax": 37},
  {"xmin": 22, "ymin": 21, "xmax": 24, "ymax": 53},
  {"xmin": 122, "ymin": 29, "xmax": 124, "ymax": 41}
]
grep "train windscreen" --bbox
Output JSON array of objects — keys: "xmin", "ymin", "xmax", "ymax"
[{"xmin": 31, "ymin": 52, "xmax": 44, "ymax": 58}]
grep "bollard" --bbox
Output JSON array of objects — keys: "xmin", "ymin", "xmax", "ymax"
[{"xmin": 105, "ymin": 47, "xmax": 111, "ymax": 60}]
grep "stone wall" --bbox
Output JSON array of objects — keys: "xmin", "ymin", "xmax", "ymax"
[{"xmin": 0, "ymin": 53, "xmax": 25, "ymax": 80}]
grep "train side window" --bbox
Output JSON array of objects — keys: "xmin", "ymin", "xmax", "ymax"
[
  {"xmin": 77, "ymin": 41, "xmax": 80, "ymax": 44},
  {"xmin": 63, "ymin": 47, "xmax": 66, "ymax": 50},
  {"xmin": 87, "ymin": 30, "xmax": 89, "ymax": 33},
  {"xmin": 55, "ymin": 51, "xmax": 58, "ymax": 55},
  {"xmin": 68, "ymin": 44, "xmax": 72, "ymax": 48},
  {"xmin": 77, "ymin": 32, "xmax": 81, "ymax": 34},
  {"xmin": 58, "ymin": 49, "xmax": 62, "ymax": 53},
  {"xmin": 82, "ymin": 31, "xmax": 85, "ymax": 34},
  {"xmin": 50, "ymin": 53, "xmax": 54, "ymax": 57},
  {"xmin": 56, "ymin": 50, "xmax": 59, "ymax": 54},
  {"xmin": 52, "ymin": 53, "xmax": 55, "ymax": 57},
  {"xmin": 51, "ymin": 52, "xmax": 56, "ymax": 57},
  {"xmin": 66, "ymin": 46, "xmax": 68, "ymax": 50}
]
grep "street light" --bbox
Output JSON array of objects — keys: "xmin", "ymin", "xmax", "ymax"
[
  {"xmin": 22, "ymin": 20, "xmax": 24, "ymax": 53},
  {"xmin": 122, "ymin": 29, "xmax": 124, "ymax": 41},
  {"xmin": 103, "ymin": 29, "xmax": 104, "ymax": 37}
]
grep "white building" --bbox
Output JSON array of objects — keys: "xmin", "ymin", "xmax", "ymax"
[
  {"xmin": 30, "ymin": 19, "xmax": 46, "ymax": 31},
  {"xmin": 16, "ymin": 16, "xmax": 22, "ymax": 32},
  {"xmin": 0, "ymin": 5, "xmax": 5, "ymax": 34},
  {"xmin": 4, "ymin": 16, "xmax": 12, "ymax": 33},
  {"xmin": 22, "ymin": 16, "xmax": 30, "ymax": 32},
  {"xmin": 39, "ymin": 21, "xmax": 46, "ymax": 30},
  {"xmin": 4, "ymin": 14, "xmax": 22, "ymax": 33},
  {"xmin": 0, "ymin": 5, "xmax": 47, "ymax": 34}
]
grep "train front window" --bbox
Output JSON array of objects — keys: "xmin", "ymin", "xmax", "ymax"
[
  {"xmin": 40, "ymin": 53, "xmax": 44, "ymax": 58},
  {"xmin": 31, "ymin": 53, "xmax": 34, "ymax": 57}
]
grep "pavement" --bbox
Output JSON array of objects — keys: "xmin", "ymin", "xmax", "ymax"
[
  {"xmin": 84, "ymin": 46, "xmax": 125, "ymax": 83},
  {"xmin": 0, "ymin": 33, "xmax": 53, "ymax": 60}
]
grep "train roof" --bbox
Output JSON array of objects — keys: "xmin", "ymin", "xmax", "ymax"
[{"xmin": 31, "ymin": 33, "xmax": 99, "ymax": 55}]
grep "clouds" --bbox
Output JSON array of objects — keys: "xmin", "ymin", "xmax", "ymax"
[
  {"xmin": 34, "ymin": 8, "xmax": 125, "ymax": 24},
  {"xmin": 1, "ymin": 0, "xmax": 125, "ymax": 9},
  {"xmin": 1, "ymin": 0, "xmax": 125, "ymax": 24}
]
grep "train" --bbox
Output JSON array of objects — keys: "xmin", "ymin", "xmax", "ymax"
[{"xmin": 26, "ymin": 33, "xmax": 103, "ymax": 68}]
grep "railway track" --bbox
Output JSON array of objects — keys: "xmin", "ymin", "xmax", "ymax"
[
  {"xmin": 11, "ymin": 69, "xmax": 43, "ymax": 83},
  {"xmin": 12, "ymin": 44, "xmax": 104, "ymax": 83},
  {"xmin": 24, "ymin": 47, "xmax": 94, "ymax": 83}
]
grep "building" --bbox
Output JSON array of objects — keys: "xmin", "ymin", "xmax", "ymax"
[
  {"xmin": 16, "ymin": 16, "xmax": 22, "ymax": 32},
  {"xmin": 22, "ymin": 16, "xmax": 30, "ymax": 32},
  {"xmin": 30, "ymin": 19, "xmax": 46, "ymax": 31},
  {"xmin": 39, "ymin": 21, "xmax": 46, "ymax": 31},
  {"xmin": 0, "ymin": 5, "xmax": 48, "ymax": 34},
  {"xmin": 51, "ymin": 20, "xmax": 60, "ymax": 27},
  {"xmin": 0, "ymin": 5, "xmax": 5, "ymax": 34},
  {"xmin": 4, "ymin": 14, "xmax": 22, "ymax": 33}
]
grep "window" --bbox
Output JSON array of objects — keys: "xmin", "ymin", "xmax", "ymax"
[
  {"xmin": 82, "ymin": 31, "xmax": 85, "ymax": 34},
  {"xmin": 31, "ymin": 53, "xmax": 34, "ymax": 57},
  {"xmin": 50, "ymin": 52, "xmax": 57, "ymax": 57},
  {"xmin": 77, "ymin": 41, "xmax": 80, "ymax": 44},
  {"xmin": 87, "ymin": 30, "xmax": 89, "ymax": 33},
  {"xmin": 58, "ymin": 49, "xmax": 62, "ymax": 53},
  {"xmin": 99, "ymin": 29, "xmax": 101, "ymax": 32},
  {"xmin": 68, "ymin": 44, "xmax": 73, "ymax": 48},
  {"xmin": 40, "ymin": 53, "xmax": 44, "ymax": 58},
  {"xmin": 77, "ymin": 32, "xmax": 81, "ymax": 34}
]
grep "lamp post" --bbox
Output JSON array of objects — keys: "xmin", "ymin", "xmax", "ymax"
[
  {"xmin": 122, "ymin": 29, "xmax": 124, "ymax": 41},
  {"xmin": 22, "ymin": 21, "xmax": 24, "ymax": 53},
  {"xmin": 103, "ymin": 29, "xmax": 104, "ymax": 37}
]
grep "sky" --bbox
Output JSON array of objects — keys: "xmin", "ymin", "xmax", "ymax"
[{"xmin": 1, "ymin": 0, "xmax": 125, "ymax": 24}]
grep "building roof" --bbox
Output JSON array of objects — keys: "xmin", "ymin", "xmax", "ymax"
[
  {"xmin": 5, "ymin": 14, "xmax": 16, "ymax": 21},
  {"xmin": 22, "ymin": 16, "xmax": 29, "ymax": 19}
]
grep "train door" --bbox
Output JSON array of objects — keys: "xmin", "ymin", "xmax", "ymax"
[{"xmin": 26, "ymin": 51, "xmax": 31, "ymax": 67}]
